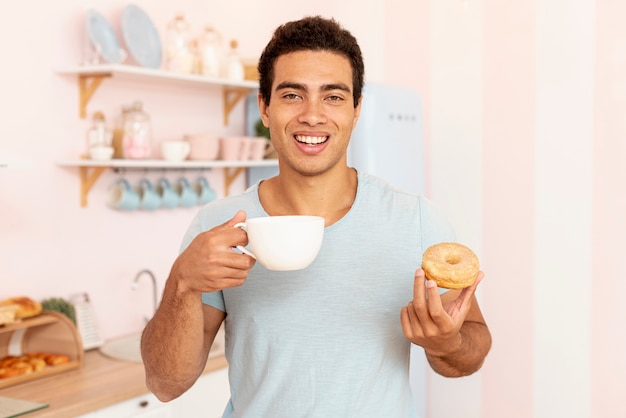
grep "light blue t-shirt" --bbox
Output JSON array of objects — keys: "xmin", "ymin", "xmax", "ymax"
[{"xmin": 180, "ymin": 171, "xmax": 455, "ymax": 418}]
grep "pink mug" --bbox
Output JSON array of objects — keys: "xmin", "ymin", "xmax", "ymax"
[
  {"xmin": 248, "ymin": 137, "xmax": 272, "ymax": 160},
  {"xmin": 220, "ymin": 137, "xmax": 247, "ymax": 160},
  {"xmin": 186, "ymin": 134, "xmax": 220, "ymax": 160}
]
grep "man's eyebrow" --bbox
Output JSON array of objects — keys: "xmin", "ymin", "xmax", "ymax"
[
  {"xmin": 321, "ymin": 83, "xmax": 352, "ymax": 93},
  {"xmin": 275, "ymin": 81, "xmax": 307, "ymax": 91},
  {"xmin": 275, "ymin": 82, "xmax": 352, "ymax": 93}
]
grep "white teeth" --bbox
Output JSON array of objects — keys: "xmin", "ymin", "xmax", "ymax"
[{"xmin": 295, "ymin": 135, "xmax": 327, "ymax": 145}]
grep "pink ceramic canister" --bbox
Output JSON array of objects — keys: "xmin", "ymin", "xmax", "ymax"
[
  {"xmin": 185, "ymin": 134, "xmax": 220, "ymax": 160},
  {"xmin": 220, "ymin": 137, "xmax": 244, "ymax": 160},
  {"xmin": 248, "ymin": 137, "xmax": 272, "ymax": 160}
]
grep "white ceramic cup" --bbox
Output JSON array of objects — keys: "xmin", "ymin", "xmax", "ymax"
[
  {"xmin": 88, "ymin": 146, "xmax": 114, "ymax": 161},
  {"xmin": 234, "ymin": 216, "xmax": 325, "ymax": 271},
  {"xmin": 161, "ymin": 140, "xmax": 190, "ymax": 161}
]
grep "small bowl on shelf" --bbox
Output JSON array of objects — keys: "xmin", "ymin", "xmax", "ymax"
[{"xmin": 88, "ymin": 146, "xmax": 114, "ymax": 161}]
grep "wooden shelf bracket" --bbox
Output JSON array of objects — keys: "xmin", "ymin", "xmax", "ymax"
[
  {"xmin": 79, "ymin": 165, "xmax": 107, "ymax": 207},
  {"xmin": 223, "ymin": 167, "xmax": 245, "ymax": 196},
  {"xmin": 78, "ymin": 74, "xmax": 111, "ymax": 118},
  {"xmin": 223, "ymin": 87, "xmax": 252, "ymax": 125}
]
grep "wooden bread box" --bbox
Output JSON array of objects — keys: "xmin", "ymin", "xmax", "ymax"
[{"xmin": 0, "ymin": 311, "xmax": 83, "ymax": 389}]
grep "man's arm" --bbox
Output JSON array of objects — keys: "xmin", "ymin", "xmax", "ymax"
[
  {"xmin": 141, "ymin": 285, "xmax": 224, "ymax": 401},
  {"xmin": 424, "ymin": 292, "xmax": 491, "ymax": 377},
  {"xmin": 141, "ymin": 211, "xmax": 253, "ymax": 401}
]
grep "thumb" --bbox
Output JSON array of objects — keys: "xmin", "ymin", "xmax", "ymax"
[
  {"xmin": 227, "ymin": 210, "xmax": 247, "ymax": 227},
  {"xmin": 213, "ymin": 210, "xmax": 247, "ymax": 231}
]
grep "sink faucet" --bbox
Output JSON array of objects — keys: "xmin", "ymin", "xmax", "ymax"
[{"xmin": 131, "ymin": 269, "xmax": 158, "ymax": 323}]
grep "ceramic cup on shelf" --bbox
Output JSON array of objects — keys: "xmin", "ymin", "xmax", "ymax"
[
  {"xmin": 248, "ymin": 137, "xmax": 272, "ymax": 160},
  {"xmin": 156, "ymin": 178, "xmax": 180, "ymax": 209},
  {"xmin": 220, "ymin": 137, "xmax": 246, "ymax": 160},
  {"xmin": 161, "ymin": 140, "xmax": 190, "ymax": 162},
  {"xmin": 194, "ymin": 177, "xmax": 217, "ymax": 205},
  {"xmin": 239, "ymin": 137, "xmax": 252, "ymax": 160},
  {"xmin": 137, "ymin": 179, "xmax": 161, "ymax": 211},
  {"xmin": 234, "ymin": 216, "xmax": 325, "ymax": 271},
  {"xmin": 186, "ymin": 133, "xmax": 220, "ymax": 160},
  {"xmin": 106, "ymin": 178, "xmax": 140, "ymax": 211},
  {"xmin": 88, "ymin": 146, "xmax": 114, "ymax": 161},
  {"xmin": 175, "ymin": 177, "xmax": 198, "ymax": 207}
]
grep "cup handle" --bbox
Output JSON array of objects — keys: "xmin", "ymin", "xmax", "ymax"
[{"xmin": 233, "ymin": 222, "xmax": 256, "ymax": 259}]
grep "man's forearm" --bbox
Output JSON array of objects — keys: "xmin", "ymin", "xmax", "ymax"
[
  {"xmin": 141, "ymin": 279, "xmax": 208, "ymax": 401},
  {"xmin": 425, "ymin": 321, "xmax": 492, "ymax": 378}
]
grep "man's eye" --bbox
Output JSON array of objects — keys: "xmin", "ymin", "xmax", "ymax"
[
  {"xmin": 327, "ymin": 95, "xmax": 344, "ymax": 102},
  {"xmin": 283, "ymin": 93, "xmax": 300, "ymax": 100}
]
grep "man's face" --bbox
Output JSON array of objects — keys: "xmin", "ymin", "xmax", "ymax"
[{"xmin": 258, "ymin": 50, "xmax": 361, "ymax": 177}]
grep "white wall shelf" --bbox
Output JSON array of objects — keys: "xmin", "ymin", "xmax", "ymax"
[
  {"xmin": 55, "ymin": 64, "xmax": 258, "ymax": 124},
  {"xmin": 56, "ymin": 159, "xmax": 278, "ymax": 207},
  {"xmin": 56, "ymin": 64, "xmax": 269, "ymax": 208}
]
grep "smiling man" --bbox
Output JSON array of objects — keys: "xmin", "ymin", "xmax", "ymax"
[{"xmin": 141, "ymin": 16, "xmax": 491, "ymax": 418}]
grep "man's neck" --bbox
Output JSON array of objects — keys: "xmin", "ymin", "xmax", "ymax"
[{"xmin": 258, "ymin": 166, "xmax": 358, "ymax": 226}]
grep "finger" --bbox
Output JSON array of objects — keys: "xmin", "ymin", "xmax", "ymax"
[
  {"xmin": 425, "ymin": 279, "xmax": 448, "ymax": 325},
  {"xmin": 401, "ymin": 304, "xmax": 424, "ymax": 341},
  {"xmin": 230, "ymin": 210, "xmax": 247, "ymax": 226},
  {"xmin": 412, "ymin": 269, "xmax": 435, "ymax": 324},
  {"xmin": 455, "ymin": 271, "xmax": 484, "ymax": 308},
  {"xmin": 412, "ymin": 269, "xmax": 427, "ymax": 303},
  {"xmin": 217, "ymin": 210, "xmax": 247, "ymax": 229},
  {"xmin": 400, "ymin": 306, "xmax": 413, "ymax": 339},
  {"xmin": 211, "ymin": 210, "xmax": 249, "ymax": 248}
]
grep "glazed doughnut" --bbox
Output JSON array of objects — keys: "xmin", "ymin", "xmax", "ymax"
[{"xmin": 422, "ymin": 242, "xmax": 480, "ymax": 289}]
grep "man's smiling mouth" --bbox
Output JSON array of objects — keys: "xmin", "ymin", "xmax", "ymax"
[{"xmin": 295, "ymin": 135, "xmax": 328, "ymax": 145}]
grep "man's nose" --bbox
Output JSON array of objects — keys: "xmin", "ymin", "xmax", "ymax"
[{"xmin": 298, "ymin": 100, "xmax": 327, "ymax": 125}]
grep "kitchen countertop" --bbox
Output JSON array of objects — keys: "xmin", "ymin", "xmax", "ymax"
[{"xmin": 0, "ymin": 350, "xmax": 228, "ymax": 417}]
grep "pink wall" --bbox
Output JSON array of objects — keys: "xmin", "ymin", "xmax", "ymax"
[
  {"xmin": 592, "ymin": 1, "xmax": 626, "ymax": 416},
  {"xmin": 482, "ymin": 1, "xmax": 535, "ymax": 415},
  {"xmin": 1, "ymin": 1, "xmax": 625, "ymax": 417}
]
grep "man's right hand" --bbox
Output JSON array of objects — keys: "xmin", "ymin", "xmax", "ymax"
[{"xmin": 170, "ymin": 210, "xmax": 256, "ymax": 295}]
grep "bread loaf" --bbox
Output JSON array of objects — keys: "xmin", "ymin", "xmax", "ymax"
[{"xmin": 0, "ymin": 297, "xmax": 42, "ymax": 319}]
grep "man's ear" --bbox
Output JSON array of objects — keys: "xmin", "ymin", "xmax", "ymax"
[
  {"xmin": 257, "ymin": 93, "xmax": 270, "ymax": 127},
  {"xmin": 352, "ymin": 95, "xmax": 363, "ymax": 129}
]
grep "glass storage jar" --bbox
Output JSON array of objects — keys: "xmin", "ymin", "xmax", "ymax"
[
  {"xmin": 198, "ymin": 25, "xmax": 222, "ymax": 78},
  {"xmin": 122, "ymin": 102, "xmax": 152, "ymax": 159},
  {"xmin": 165, "ymin": 13, "xmax": 194, "ymax": 73},
  {"xmin": 86, "ymin": 111, "xmax": 112, "ymax": 151}
]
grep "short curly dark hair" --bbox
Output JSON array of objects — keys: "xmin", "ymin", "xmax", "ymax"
[{"xmin": 257, "ymin": 16, "xmax": 365, "ymax": 108}]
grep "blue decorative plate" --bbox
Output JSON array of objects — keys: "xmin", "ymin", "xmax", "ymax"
[
  {"xmin": 85, "ymin": 9, "xmax": 125, "ymax": 64},
  {"xmin": 121, "ymin": 4, "xmax": 162, "ymax": 69}
]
